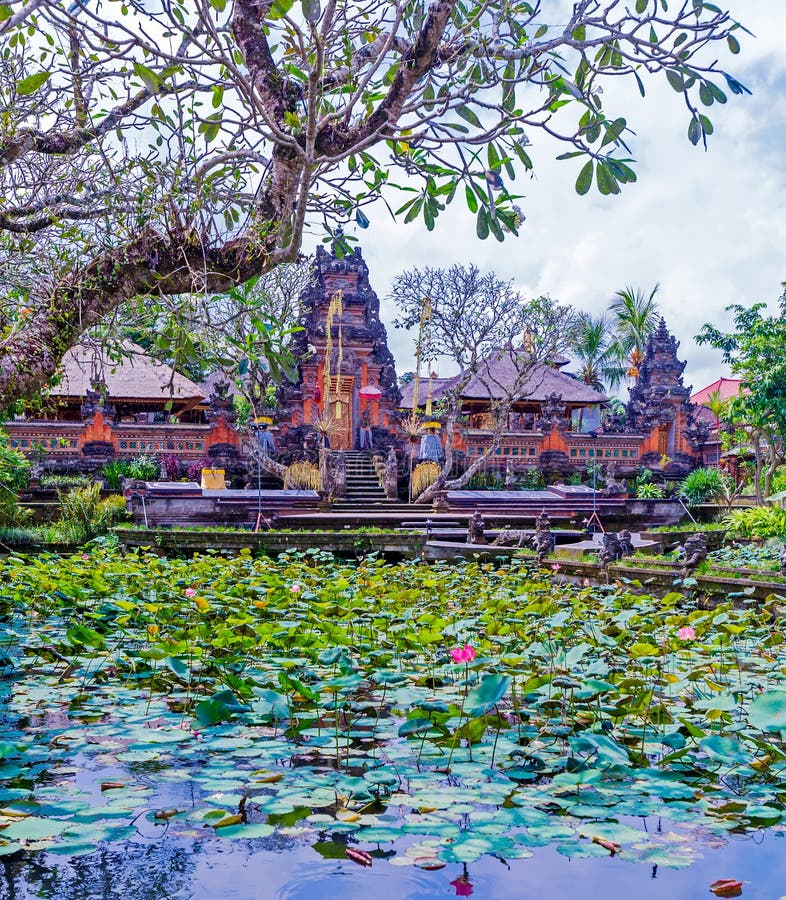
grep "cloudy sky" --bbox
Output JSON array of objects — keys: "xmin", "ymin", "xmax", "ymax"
[{"xmin": 304, "ymin": 1, "xmax": 786, "ymax": 399}]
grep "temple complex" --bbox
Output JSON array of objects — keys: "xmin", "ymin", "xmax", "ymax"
[{"xmin": 5, "ymin": 243, "xmax": 708, "ymax": 489}]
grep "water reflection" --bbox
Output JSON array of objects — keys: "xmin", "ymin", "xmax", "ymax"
[{"xmin": 3, "ymin": 833, "xmax": 785, "ymax": 900}]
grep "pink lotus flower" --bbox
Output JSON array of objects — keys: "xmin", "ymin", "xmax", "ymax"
[
  {"xmin": 82, "ymin": 553, "xmax": 89, "ymax": 560},
  {"xmin": 450, "ymin": 645, "xmax": 476, "ymax": 664},
  {"xmin": 290, "ymin": 583, "xmax": 302, "ymax": 594},
  {"xmin": 184, "ymin": 587, "xmax": 197, "ymax": 597},
  {"xmin": 551, "ymin": 563, "xmax": 561, "ymax": 572},
  {"xmin": 677, "ymin": 626, "xmax": 696, "ymax": 641}
]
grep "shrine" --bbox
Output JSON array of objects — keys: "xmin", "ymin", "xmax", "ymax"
[
  {"xmin": 626, "ymin": 318, "xmax": 698, "ymax": 474},
  {"xmin": 275, "ymin": 243, "xmax": 402, "ymax": 458}
]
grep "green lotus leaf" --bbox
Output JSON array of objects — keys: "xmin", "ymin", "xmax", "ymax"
[
  {"xmin": 699, "ymin": 735, "xmax": 753, "ymax": 765},
  {"xmin": 748, "ymin": 690, "xmax": 786, "ymax": 731},
  {"xmin": 465, "ymin": 674, "xmax": 511, "ymax": 716}
]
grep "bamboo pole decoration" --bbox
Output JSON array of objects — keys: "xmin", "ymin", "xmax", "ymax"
[
  {"xmin": 412, "ymin": 295, "xmax": 432, "ymax": 414},
  {"xmin": 335, "ymin": 323, "xmax": 344, "ymax": 420},
  {"xmin": 323, "ymin": 290, "xmax": 344, "ymax": 415}
]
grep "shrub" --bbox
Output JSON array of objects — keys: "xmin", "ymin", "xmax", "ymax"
[
  {"xmin": 521, "ymin": 468, "xmax": 546, "ymax": 490},
  {"xmin": 187, "ymin": 457, "xmax": 211, "ymax": 482},
  {"xmin": 39, "ymin": 474, "xmax": 91, "ymax": 490},
  {"xmin": 159, "ymin": 454, "xmax": 181, "ymax": 481},
  {"xmin": 0, "ymin": 431, "xmax": 31, "ymax": 526},
  {"xmin": 53, "ymin": 484, "xmax": 129, "ymax": 544},
  {"xmin": 636, "ymin": 482, "xmax": 664, "ymax": 499},
  {"xmin": 101, "ymin": 459, "xmax": 131, "ymax": 491},
  {"xmin": 125, "ymin": 454, "xmax": 160, "ymax": 481},
  {"xmin": 679, "ymin": 467, "xmax": 728, "ymax": 506},
  {"xmin": 723, "ymin": 506, "xmax": 786, "ymax": 540},
  {"xmin": 466, "ymin": 470, "xmax": 504, "ymax": 490}
]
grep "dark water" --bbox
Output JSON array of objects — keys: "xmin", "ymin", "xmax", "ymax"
[{"xmin": 2, "ymin": 830, "xmax": 786, "ymax": 899}]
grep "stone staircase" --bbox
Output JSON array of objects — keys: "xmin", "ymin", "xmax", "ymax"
[{"xmin": 340, "ymin": 451, "xmax": 389, "ymax": 505}]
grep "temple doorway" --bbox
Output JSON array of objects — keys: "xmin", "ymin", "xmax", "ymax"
[{"xmin": 327, "ymin": 375, "xmax": 355, "ymax": 450}]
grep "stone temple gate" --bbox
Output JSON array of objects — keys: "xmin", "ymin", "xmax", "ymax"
[{"xmin": 276, "ymin": 244, "xmax": 402, "ymax": 455}]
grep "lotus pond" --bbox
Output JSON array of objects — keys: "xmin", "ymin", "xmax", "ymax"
[{"xmin": 2, "ymin": 548, "xmax": 786, "ymax": 898}]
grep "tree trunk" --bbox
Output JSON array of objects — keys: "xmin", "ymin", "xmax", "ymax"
[{"xmin": 415, "ymin": 412, "xmax": 506, "ymax": 504}]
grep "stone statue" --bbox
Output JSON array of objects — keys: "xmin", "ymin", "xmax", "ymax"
[
  {"xmin": 779, "ymin": 545, "xmax": 786, "ymax": 578},
  {"xmin": 505, "ymin": 459, "xmax": 516, "ymax": 490},
  {"xmin": 384, "ymin": 447, "xmax": 398, "ymax": 499},
  {"xmin": 598, "ymin": 532, "xmax": 622, "ymax": 570},
  {"xmin": 603, "ymin": 462, "xmax": 626, "ymax": 496},
  {"xmin": 493, "ymin": 528, "xmax": 531, "ymax": 548},
  {"xmin": 333, "ymin": 452, "xmax": 346, "ymax": 498},
  {"xmin": 533, "ymin": 510, "xmax": 554, "ymax": 564},
  {"xmin": 680, "ymin": 532, "xmax": 709, "ymax": 578},
  {"xmin": 467, "ymin": 509, "xmax": 485, "ymax": 544},
  {"xmin": 206, "ymin": 378, "xmax": 237, "ymax": 424},
  {"xmin": 318, "ymin": 446, "xmax": 333, "ymax": 496},
  {"xmin": 617, "ymin": 529, "xmax": 634, "ymax": 558},
  {"xmin": 536, "ymin": 392, "xmax": 568, "ymax": 431}
]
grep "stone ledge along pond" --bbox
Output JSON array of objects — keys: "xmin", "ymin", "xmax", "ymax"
[{"xmin": 1, "ymin": 547, "xmax": 786, "ymax": 898}]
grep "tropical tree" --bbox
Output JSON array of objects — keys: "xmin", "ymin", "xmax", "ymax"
[
  {"xmin": 696, "ymin": 286, "xmax": 786, "ymax": 503},
  {"xmin": 569, "ymin": 312, "xmax": 626, "ymax": 393},
  {"xmin": 390, "ymin": 265, "xmax": 575, "ymax": 501},
  {"xmin": 609, "ymin": 285, "xmax": 661, "ymax": 378},
  {"xmin": 703, "ymin": 388, "xmax": 733, "ymax": 428},
  {"xmin": 0, "ymin": 1, "xmax": 749, "ymax": 408}
]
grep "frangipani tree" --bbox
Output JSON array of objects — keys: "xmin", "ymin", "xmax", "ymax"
[
  {"xmin": 391, "ymin": 264, "xmax": 575, "ymax": 502},
  {"xmin": 0, "ymin": 0, "xmax": 749, "ymax": 407}
]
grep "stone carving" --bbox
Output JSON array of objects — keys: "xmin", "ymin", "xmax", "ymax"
[
  {"xmin": 533, "ymin": 510, "xmax": 554, "ymax": 564},
  {"xmin": 598, "ymin": 532, "xmax": 622, "ymax": 570},
  {"xmin": 319, "ymin": 446, "xmax": 332, "ymax": 496},
  {"xmin": 206, "ymin": 378, "xmax": 238, "ymax": 424},
  {"xmin": 384, "ymin": 447, "xmax": 398, "ymax": 499},
  {"xmin": 333, "ymin": 452, "xmax": 346, "ymax": 499},
  {"xmin": 617, "ymin": 529, "xmax": 634, "ymax": 558},
  {"xmin": 603, "ymin": 462, "xmax": 626, "ymax": 496},
  {"xmin": 601, "ymin": 411, "xmax": 626, "ymax": 434},
  {"xmin": 505, "ymin": 459, "xmax": 516, "ymax": 490},
  {"xmin": 493, "ymin": 528, "xmax": 530, "ymax": 548},
  {"xmin": 679, "ymin": 532, "xmax": 708, "ymax": 578},
  {"xmin": 80, "ymin": 381, "xmax": 115, "ymax": 422},
  {"xmin": 535, "ymin": 392, "xmax": 568, "ymax": 431},
  {"xmin": 467, "ymin": 509, "xmax": 486, "ymax": 544},
  {"xmin": 780, "ymin": 545, "xmax": 786, "ymax": 578}
]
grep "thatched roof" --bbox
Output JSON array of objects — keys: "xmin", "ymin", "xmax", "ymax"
[
  {"xmin": 51, "ymin": 341, "xmax": 205, "ymax": 403},
  {"xmin": 400, "ymin": 352, "xmax": 607, "ymax": 408}
]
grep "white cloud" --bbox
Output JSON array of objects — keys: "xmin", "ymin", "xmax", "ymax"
[{"xmin": 304, "ymin": 0, "xmax": 786, "ymax": 396}]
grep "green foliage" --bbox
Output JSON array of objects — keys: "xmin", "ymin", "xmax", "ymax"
[
  {"xmin": 38, "ymin": 474, "xmax": 91, "ymax": 490},
  {"xmin": 635, "ymin": 467, "xmax": 654, "ymax": 488},
  {"xmin": 0, "ymin": 430, "xmax": 31, "ymax": 526},
  {"xmin": 679, "ymin": 467, "xmax": 728, "ymax": 506},
  {"xmin": 101, "ymin": 454, "xmax": 160, "ymax": 489},
  {"xmin": 0, "ymin": 548, "xmax": 783, "ymax": 871},
  {"xmin": 125, "ymin": 454, "xmax": 161, "ymax": 481},
  {"xmin": 723, "ymin": 506, "xmax": 786, "ymax": 540},
  {"xmin": 53, "ymin": 483, "xmax": 129, "ymax": 544},
  {"xmin": 101, "ymin": 459, "xmax": 130, "ymax": 491},
  {"xmin": 466, "ymin": 470, "xmax": 505, "ymax": 490},
  {"xmin": 636, "ymin": 482, "xmax": 664, "ymax": 499},
  {"xmin": 520, "ymin": 468, "xmax": 546, "ymax": 490},
  {"xmin": 697, "ymin": 286, "xmax": 786, "ymax": 500}
]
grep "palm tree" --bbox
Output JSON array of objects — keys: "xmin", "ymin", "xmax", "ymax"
[
  {"xmin": 609, "ymin": 284, "xmax": 661, "ymax": 378},
  {"xmin": 569, "ymin": 313, "xmax": 626, "ymax": 393},
  {"xmin": 703, "ymin": 388, "xmax": 731, "ymax": 428}
]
